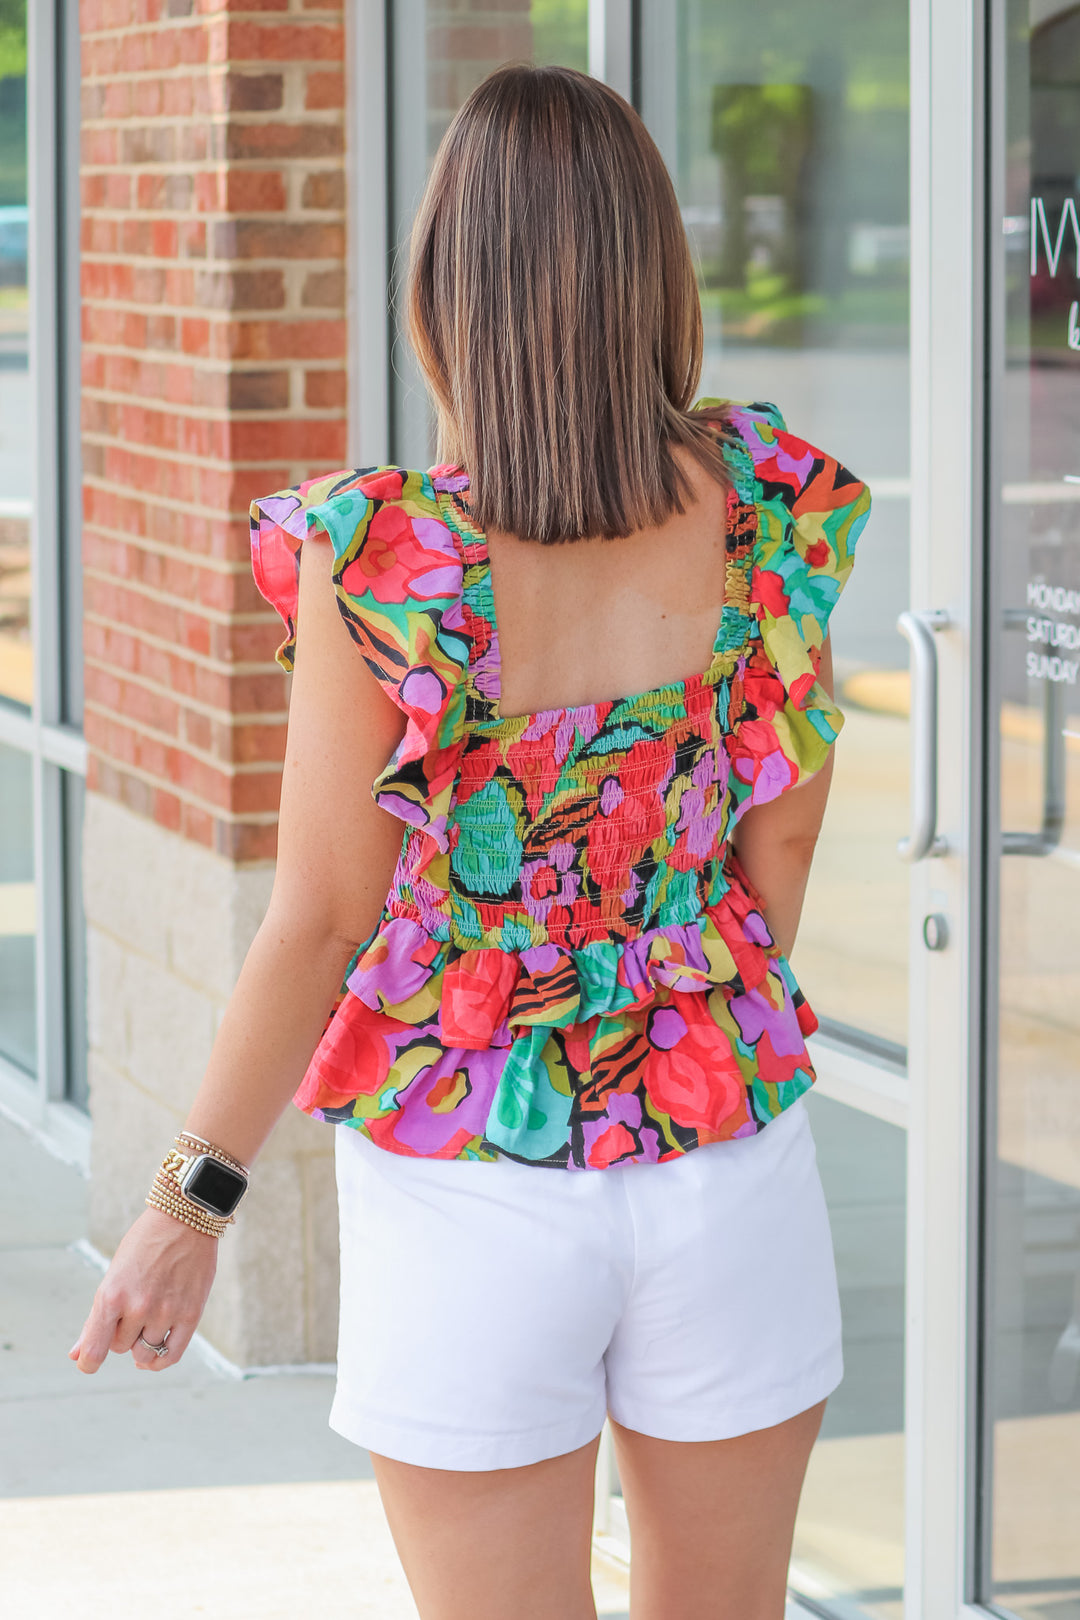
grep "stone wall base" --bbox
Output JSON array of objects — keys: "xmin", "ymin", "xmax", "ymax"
[{"xmin": 83, "ymin": 792, "xmax": 339, "ymax": 1367}]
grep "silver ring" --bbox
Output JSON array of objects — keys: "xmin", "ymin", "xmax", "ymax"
[{"xmin": 137, "ymin": 1332, "xmax": 170, "ymax": 1358}]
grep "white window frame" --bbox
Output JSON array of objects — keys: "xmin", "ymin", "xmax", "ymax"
[{"xmin": 0, "ymin": 0, "xmax": 88, "ymax": 1169}]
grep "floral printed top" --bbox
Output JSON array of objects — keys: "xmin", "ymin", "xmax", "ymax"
[{"xmin": 249, "ymin": 401, "xmax": 871, "ymax": 1169}]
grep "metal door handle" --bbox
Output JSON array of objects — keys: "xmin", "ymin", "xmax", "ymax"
[
  {"xmin": 897, "ymin": 609, "xmax": 950, "ymax": 861},
  {"xmin": 1001, "ymin": 608, "xmax": 1066, "ymax": 856}
]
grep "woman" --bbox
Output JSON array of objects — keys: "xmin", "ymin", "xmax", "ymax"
[{"xmin": 71, "ymin": 65, "xmax": 870, "ymax": 1620}]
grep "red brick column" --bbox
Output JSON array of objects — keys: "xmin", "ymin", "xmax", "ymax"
[{"xmin": 80, "ymin": 0, "xmax": 347, "ymax": 863}]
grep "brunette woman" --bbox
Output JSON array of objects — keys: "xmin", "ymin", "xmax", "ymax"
[{"xmin": 73, "ymin": 65, "xmax": 871, "ymax": 1620}]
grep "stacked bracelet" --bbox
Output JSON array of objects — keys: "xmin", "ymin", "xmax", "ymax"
[
  {"xmin": 174, "ymin": 1131, "xmax": 248, "ymax": 1178},
  {"xmin": 145, "ymin": 1135, "xmax": 251, "ymax": 1239}
]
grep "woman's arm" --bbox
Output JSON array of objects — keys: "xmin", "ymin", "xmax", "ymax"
[
  {"xmin": 729, "ymin": 637, "xmax": 837, "ymax": 960},
  {"xmin": 71, "ymin": 534, "xmax": 407, "ymax": 1373}
]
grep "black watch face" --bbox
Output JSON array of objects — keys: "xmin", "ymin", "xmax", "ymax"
[{"xmin": 184, "ymin": 1156, "xmax": 247, "ymax": 1218}]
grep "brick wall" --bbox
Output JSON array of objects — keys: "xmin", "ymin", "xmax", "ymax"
[{"xmin": 80, "ymin": 0, "xmax": 347, "ymax": 864}]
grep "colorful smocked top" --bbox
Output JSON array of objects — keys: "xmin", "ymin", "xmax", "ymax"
[{"xmin": 249, "ymin": 402, "xmax": 871, "ymax": 1170}]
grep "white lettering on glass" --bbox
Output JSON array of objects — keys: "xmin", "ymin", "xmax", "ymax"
[
  {"xmin": 1026, "ymin": 652, "xmax": 1079, "ymax": 683},
  {"xmin": 1026, "ymin": 581, "xmax": 1080, "ymax": 681},
  {"xmin": 1028, "ymin": 615, "xmax": 1080, "ymax": 649},
  {"xmin": 1027, "ymin": 580, "xmax": 1080, "ymax": 614},
  {"xmin": 1030, "ymin": 196, "xmax": 1080, "ymax": 277}
]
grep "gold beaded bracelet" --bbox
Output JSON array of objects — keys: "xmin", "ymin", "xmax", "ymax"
[{"xmin": 145, "ymin": 1182, "xmax": 227, "ymax": 1238}]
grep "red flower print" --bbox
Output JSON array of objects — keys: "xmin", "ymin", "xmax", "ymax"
[
  {"xmin": 643, "ymin": 992, "xmax": 745, "ymax": 1131},
  {"xmin": 296, "ymin": 992, "xmax": 398, "ymax": 1108},
  {"xmin": 752, "ymin": 565, "xmax": 790, "ymax": 620},
  {"xmin": 804, "ymin": 539, "xmax": 830, "ymax": 568},
  {"xmin": 585, "ymin": 738, "xmax": 667, "ymax": 895},
  {"xmin": 359, "ymin": 470, "xmax": 406, "ymax": 502},
  {"xmin": 741, "ymin": 662, "xmax": 786, "ymax": 720},
  {"xmin": 787, "ymin": 670, "xmax": 818, "ymax": 710},
  {"xmin": 441, "ymin": 949, "xmax": 519, "ymax": 1048},
  {"xmin": 588, "ymin": 1121, "xmax": 640, "ymax": 1169},
  {"xmin": 342, "ymin": 504, "xmax": 459, "ymax": 605}
]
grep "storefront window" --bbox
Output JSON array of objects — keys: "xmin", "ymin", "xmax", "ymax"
[
  {"xmin": 0, "ymin": 0, "xmax": 28, "ymax": 710},
  {"xmin": 389, "ymin": 0, "xmax": 589, "ymax": 464},
  {"xmin": 984, "ymin": 5, "xmax": 1080, "ymax": 1614}
]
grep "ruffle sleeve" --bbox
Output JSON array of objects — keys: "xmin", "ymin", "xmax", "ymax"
[
  {"xmin": 249, "ymin": 467, "xmax": 472, "ymax": 869},
  {"xmin": 727, "ymin": 401, "xmax": 872, "ymax": 795}
]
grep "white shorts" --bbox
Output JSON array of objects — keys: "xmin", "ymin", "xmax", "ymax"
[{"xmin": 329, "ymin": 1096, "xmax": 843, "ymax": 1471}]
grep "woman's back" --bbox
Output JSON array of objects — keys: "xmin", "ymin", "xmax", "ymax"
[{"xmin": 485, "ymin": 448, "xmax": 731, "ymax": 720}]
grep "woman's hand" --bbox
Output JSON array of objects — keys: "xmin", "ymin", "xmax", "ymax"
[{"xmin": 69, "ymin": 1206, "xmax": 219, "ymax": 1374}]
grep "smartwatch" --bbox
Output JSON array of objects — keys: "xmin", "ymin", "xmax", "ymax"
[{"xmin": 178, "ymin": 1152, "xmax": 249, "ymax": 1219}]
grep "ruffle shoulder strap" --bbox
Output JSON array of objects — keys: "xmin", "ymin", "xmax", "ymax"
[
  {"xmin": 249, "ymin": 466, "xmax": 471, "ymax": 859},
  {"xmin": 728, "ymin": 401, "xmax": 872, "ymax": 786}
]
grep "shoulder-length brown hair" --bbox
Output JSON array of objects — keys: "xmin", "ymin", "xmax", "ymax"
[{"xmin": 406, "ymin": 64, "xmax": 729, "ymax": 544}]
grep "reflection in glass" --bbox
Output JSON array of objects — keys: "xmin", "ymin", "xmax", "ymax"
[
  {"xmin": 0, "ymin": 0, "xmax": 28, "ymax": 709},
  {"xmin": 0, "ymin": 740, "xmax": 35, "ymax": 1072},
  {"xmin": 986, "ymin": 6, "xmax": 1080, "ymax": 1616},
  {"xmin": 792, "ymin": 1094, "xmax": 906, "ymax": 1620},
  {"xmin": 389, "ymin": 0, "xmax": 588, "ymax": 464},
  {"xmin": 641, "ymin": 1, "xmax": 911, "ymax": 1054}
]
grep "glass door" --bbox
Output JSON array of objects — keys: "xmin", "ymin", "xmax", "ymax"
[
  {"xmin": 387, "ymin": 0, "xmax": 589, "ymax": 466},
  {"xmin": 982, "ymin": 5, "xmax": 1080, "ymax": 1615},
  {"xmin": 639, "ymin": 6, "xmax": 912, "ymax": 1616}
]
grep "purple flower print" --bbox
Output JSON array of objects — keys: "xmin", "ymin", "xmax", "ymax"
[
  {"xmin": 520, "ymin": 842, "xmax": 580, "ymax": 924},
  {"xmin": 399, "ymin": 665, "xmax": 447, "ymax": 717},
  {"xmin": 729, "ymin": 984, "xmax": 805, "ymax": 1057},
  {"xmin": 676, "ymin": 786, "xmax": 726, "ymax": 858},
  {"xmin": 347, "ymin": 917, "xmax": 437, "ymax": 1009},
  {"xmin": 431, "ymin": 469, "xmax": 470, "ymax": 494},
  {"xmin": 391, "ymin": 1043, "xmax": 505, "ymax": 1154},
  {"xmin": 742, "ymin": 746, "xmax": 795, "ymax": 804},
  {"xmin": 521, "ymin": 707, "xmax": 600, "ymax": 765},
  {"xmin": 742, "ymin": 907, "xmax": 773, "ymax": 948},
  {"xmin": 256, "ymin": 492, "xmax": 307, "ymax": 542},
  {"xmin": 599, "ymin": 776, "xmax": 623, "ymax": 816},
  {"xmin": 648, "ymin": 1006, "xmax": 688, "ymax": 1049}
]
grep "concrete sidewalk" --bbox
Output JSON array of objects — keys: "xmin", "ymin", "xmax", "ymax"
[{"xmin": 0, "ymin": 1111, "xmax": 631, "ymax": 1619}]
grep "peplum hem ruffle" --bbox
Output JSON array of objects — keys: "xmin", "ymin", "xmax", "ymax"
[{"xmin": 292, "ymin": 885, "xmax": 821, "ymax": 1166}]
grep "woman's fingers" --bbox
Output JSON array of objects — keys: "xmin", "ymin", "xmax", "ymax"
[{"xmin": 70, "ymin": 1289, "xmax": 123, "ymax": 1375}]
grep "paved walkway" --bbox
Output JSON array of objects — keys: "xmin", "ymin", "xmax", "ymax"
[{"xmin": 0, "ymin": 1111, "xmax": 631, "ymax": 1619}]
